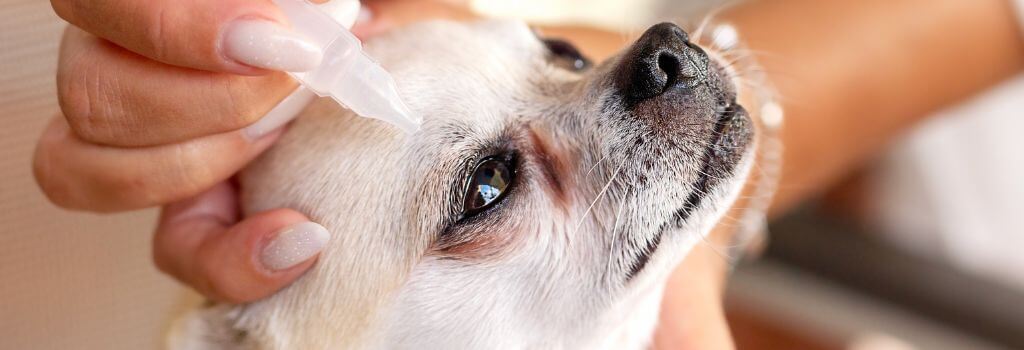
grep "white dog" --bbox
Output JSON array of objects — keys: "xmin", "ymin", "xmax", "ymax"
[{"xmin": 170, "ymin": 19, "xmax": 769, "ymax": 349}]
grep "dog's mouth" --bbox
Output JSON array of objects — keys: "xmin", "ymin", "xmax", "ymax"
[
  {"xmin": 625, "ymin": 102, "xmax": 752, "ymax": 279},
  {"xmin": 672, "ymin": 102, "xmax": 751, "ymax": 225}
]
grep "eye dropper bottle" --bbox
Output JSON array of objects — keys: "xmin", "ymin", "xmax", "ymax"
[{"xmin": 268, "ymin": 0, "xmax": 420, "ymax": 134}]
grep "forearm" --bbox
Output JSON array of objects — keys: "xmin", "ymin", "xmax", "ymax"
[
  {"xmin": 546, "ymin": 0, "xmax": 1024, "ymax": 216},
  {"xmin": 507, "ymin": 2, "xmax": 1024, "ymax": 348},
  {"xmin": 722, "ymin": 0, "xmax": 1024, "ymax": 214}
]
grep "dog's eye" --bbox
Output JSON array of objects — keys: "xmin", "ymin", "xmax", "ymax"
[
  {"xmin": 463, "ymin": 157, "xmax": 514, "ymax": 215},
  {"xmin": 543, "ymin": 38, "xmax": 591, "ymax": 72}
]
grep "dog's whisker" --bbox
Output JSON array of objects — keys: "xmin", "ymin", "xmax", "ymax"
[
  {"xmin": 574, "ymin": 154, "xmax": 631, "ymax": 235},
  {"xmin": 604, "ymin": 181, "xmax": 633, "ymax": 282},
  {"xmin": 584, "ymin": 153, "xmax": 611, "ymax": 182},
  {"xmin": 692, "ymin": 3, "xmax": 734, "ymax": 45},
  {"xmin": 695, "ymin": 231, "xmax": 738, "ymax": 266}
]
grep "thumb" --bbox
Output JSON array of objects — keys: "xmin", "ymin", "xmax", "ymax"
[{"xmin": 153, "ymin": 182, "xmax": 330, "ymax": 303}]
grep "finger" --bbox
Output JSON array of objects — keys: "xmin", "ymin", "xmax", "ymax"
[
  {"xmin": 153, "ymin": 183, "xmax": 330, "ymax": 303},
  {"xmin": 51, "ymin": 0, "xmax": 320, "ymax": 74},
  {"xmin": 57, "ymin": 27, "xmax": 297, "ymax": 147},
  {"xmin": 33, "ymin": 116, "xmax": 282, "ymax": 212}
]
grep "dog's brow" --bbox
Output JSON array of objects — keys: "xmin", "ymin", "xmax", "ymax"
[{"xmin": 527, "ymin": 125, "xmax": 569, "ymax": 206}]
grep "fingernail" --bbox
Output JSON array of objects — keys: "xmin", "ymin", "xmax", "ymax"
[
  {"xmin": 261, "ymin": 221, "xmax": 330, "ymax": 271},
  {"xmin": 222, "ymin": 19, "xmax": 322, "ymax": 72}
]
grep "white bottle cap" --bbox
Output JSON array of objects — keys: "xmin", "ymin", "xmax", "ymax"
[{"xmin": 272, "ymin": 0, "xmax": 421, "ymax": 134}]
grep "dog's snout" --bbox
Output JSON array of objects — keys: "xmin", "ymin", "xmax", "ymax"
[{"xmin": 614, "ymin": 23, "xmax": 709, "ymax": 105}]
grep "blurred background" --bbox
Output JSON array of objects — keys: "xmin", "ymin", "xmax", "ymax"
[{"xmin": 2, "ymin": 0, "xmax": 1022, "ymax": 349}]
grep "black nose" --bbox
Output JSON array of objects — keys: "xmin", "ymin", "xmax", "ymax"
[{"xmin": 614, "ymin": 23, "xmax": 708, "ymax": 104}]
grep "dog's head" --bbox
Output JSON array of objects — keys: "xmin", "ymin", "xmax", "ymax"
[{"xmin": 179, "ymin": 20, "xmax": 765, "ymax": 349}]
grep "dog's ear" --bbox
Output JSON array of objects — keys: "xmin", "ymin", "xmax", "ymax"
[{"xmin": 167, "ymin": 304, "xmax": 252, "ymax": 350}]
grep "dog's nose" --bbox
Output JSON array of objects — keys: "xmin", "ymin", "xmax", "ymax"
[{"xmin": 614, "ymin": 23, "xmax": 708, "ymax": 104}]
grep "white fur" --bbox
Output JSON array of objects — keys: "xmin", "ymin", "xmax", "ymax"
[{"xmin": 170, "ymin": 20, "xmax": 759, "ymax": 350}]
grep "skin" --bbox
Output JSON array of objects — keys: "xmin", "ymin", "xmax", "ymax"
[
  {"xmin": 34, "ymin": 0, "xmax": 1024, "ymax": 348},
  {"xmin": 658, "ymin": 0, "xmax": 1024, "ymax": 348},
  {"xmin": 38, "ymin": 0, "xmax": 368, "ymax": 302}
]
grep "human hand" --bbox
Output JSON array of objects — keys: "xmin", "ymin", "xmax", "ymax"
[
  {"xmin": 37, "ymin": 0, "xmax": 313, "ymax": 211},
  {"xmin": 33, "ymin": 0, "xmax": 373, "ymax": 302},
  {"xmin": 33, "ymin": 0, "xmax": 478, "ymax": 303},
  {"xmin": 653, "ymin": 239, "xmax": 735, "ymax": 349}
]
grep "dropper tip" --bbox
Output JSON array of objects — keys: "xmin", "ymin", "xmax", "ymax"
[
  {"xmin": 391, "ymin": 100, "xmax": 420, "ymax": 135},
  {"xmin": 394, "ymin": 118, "xmax": 420, "ymax": 134}
]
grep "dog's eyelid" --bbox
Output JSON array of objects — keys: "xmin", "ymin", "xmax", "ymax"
[
  {"xmin": 443, "ymin": 135, "xmax": 520, "ymax": 229},
  {"xmin": 541, "ymin": 38, "xmax": 592, "ymax": 72}
]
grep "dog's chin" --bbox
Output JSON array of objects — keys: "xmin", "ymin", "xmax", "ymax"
[
  {"xmin": 625, "ymin": 99, "xmax": 755, "ymax": 281},
  {"xmin": 672, "ymin": 102, "xmax": 753, "ymax": 227}
]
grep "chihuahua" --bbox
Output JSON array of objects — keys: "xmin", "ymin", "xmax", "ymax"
[{"xmin": 170, "ymin": 19, "xmax": 772, "ymax": 349}]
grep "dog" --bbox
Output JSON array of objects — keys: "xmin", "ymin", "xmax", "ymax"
[{"xmin": 169, "ymin": 19, "xmax": 772, "ymax": 349}]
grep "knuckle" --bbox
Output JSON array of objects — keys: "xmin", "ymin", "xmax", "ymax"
[
  {"xmin": 71, "ymin": 144, "xmax": 216, "ymax": 210},
  {"xmin": 170, "ymin": 143, "xmax": 219, "ymax": 195},
  {"xmin": 36, "ymin": 178, "xmax": 76, "ymax": 210},
  {"xmin": 57, "ymin": 53, "xmax": 124, "ymax": 144},
  {"xmin": 49, "ymin": 0, "xmax": 76, "ymax": 24},
  {"xmin": 32, "ymin": 144, "xmax": 75, "ymax": 209},
  {"xmin": 215, "ymin": 77, "xmax": 264, "ymax": 131},
  {"xmin": 31, "ymin": 121, "xmax": 122, "ymax": 212},
  {"xmin": 106, "ymin": 168, "xmax": 172, "ymax": 208},
  {"xmin": 202, "ymin": 266, "xmax": 258, "ymax": 303},
  {"xmin": 77, "ymin": 160, "xmax": 168, "ymax": 211},
  {"xmin": 143, "ymin": 8, "xmax": 171, "ymax": 61},
  {"xmin": 105, "ymin": 145, "xmax": 214, "ymax": 207}
]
